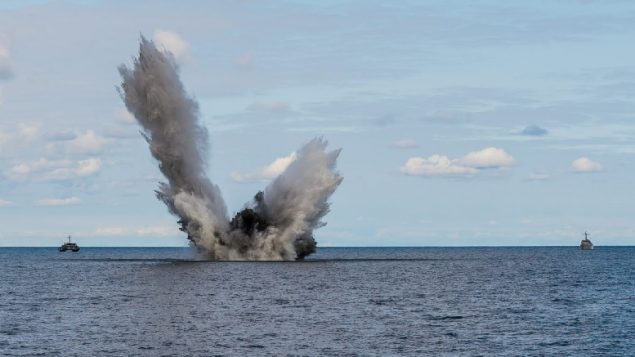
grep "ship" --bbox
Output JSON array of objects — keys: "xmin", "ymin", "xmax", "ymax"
[
  {"xmin": 58, "ymin": 235, "xmax": 80, "ymax": 252},
  {"xmin": 580, "ymin": 231, "xmax": 593, "ymax": 250}
]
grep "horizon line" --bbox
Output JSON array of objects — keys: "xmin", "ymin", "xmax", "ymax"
[{"xmin": 1, "ymin": 245, "xmax": 633, "ymax": 248}]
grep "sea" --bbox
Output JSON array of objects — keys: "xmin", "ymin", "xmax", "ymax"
[{"xmin": 0, "ymin": 246, "xmax": 632, "ymax": 356}]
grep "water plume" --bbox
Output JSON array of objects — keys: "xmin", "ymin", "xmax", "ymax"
[{"xmin": 118, "ymin": 37, "xmax": 342, "ymax": 260}]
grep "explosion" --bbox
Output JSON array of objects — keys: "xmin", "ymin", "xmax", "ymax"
[{"xmin": 118, "ymin": 38, "xmax": 342, "ymax": 260}]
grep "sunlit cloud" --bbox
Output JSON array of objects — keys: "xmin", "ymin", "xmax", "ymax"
[
  {"xmin": 36, "ymin": 197, "xmax": 81, "ymax": 206},
  {"xmin": 231, "ymin": 152, "xmax": 297, "ymax": 182},
  {"xmin": 571, "ymin": 157, "xmax": 603, "ymax": 173}
]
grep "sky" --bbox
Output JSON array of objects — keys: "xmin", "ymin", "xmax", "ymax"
[{"xmin": 1, "ymin": 0, "xmax": 635, "ymax": 247}]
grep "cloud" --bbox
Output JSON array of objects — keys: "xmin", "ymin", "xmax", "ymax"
[
  {"xmin": 115, "ymin": 108, "xmax": 136, "ymax": 124},
  {"xmin": 401, "ymin": 147, "xmax": 514, "ymax": 177},
  {"xmin": 401, "ymin": 155, "xmax": 478, "ymax": 176},
  {"xmin": 67, "ymin": 130, "xmax": 107, "ymax": 154},
  {"xmin": 94, "ymin": 227, "xmax": 127, "ymax": 236},
  {"xmin": 91, "ymin": 225, "xmax": 178, "ymax": 237},
  {"xmin": 8, "ymin": 159, "xmax": 59, "ymax": 176},
  {"xmin": 0, "ymin": 199, "xmax": 13, "ymax": 207},
  {"xmin": 390, "ymin": 138, "xmax": 418, "ymax": 149},
  {"xmin": 247, "ymin": 100, "xmax": 290, "ymax": 113},
  {"xmin": 153, "ymin": 30, "xmax": 189, "ymax": 60},
  {"xmin": 136, "ymin": 226, "xmax": 178, "ymax": 237},
  {"xmin": 528, "ymin": 171, "xmax": 551, "ymax": 181},
  {"xmin": 0, "ymin": 123, "xmax": 40, "ymax": 150},
  {"xmin": 231, "ymin": 152, "xmax": 297, "ymax": 182},
  {"xmin": 235, "ymin": 54, "xmax": 254, "ymax": 68},
  {"xmin": 459, "ymin": 147, "xmax": 515, "ymax": 168},
  {"xmin": 520, "ymin": 125, "xmax": 548, "ymax": 136},
  {"xmin": 36, "ymin": 197, "xmax": 81, "ymax": 206},
  {"xmin": 45, "ymin": 130, "xmax": 76, "ymax": 141},
  {"xmin": 6, "ymin": 158, "xmax": 102, "ymax": 181},
  {"xmin": 0, "ymin": 34, "xmax": 13, "ymax": 80},
  {"xmin": 38, "ymin": 158, "xmax": 102, "ymax": 180},
  {"xmin": 16, "ymin": 123, "xmax": 39, "ymax": 141},
  {"xmin": 103, "ymin": 126, "xmax": 138, "ymax": 139},
  {"xmin": 44, "ymin": 130, "xmax": 107, "ymax": 154},
  {"xmin": 571, "ymin": 157, "xmax": 603, "ymax": 172},
  {"xmin": 73, "ymin": 158, "xmax": 101, "ymax": 176}
]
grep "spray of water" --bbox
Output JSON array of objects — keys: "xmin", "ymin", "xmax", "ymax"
[{"xmin": 118, "ymin": 37, "xmax": 342, "ymax": 260}]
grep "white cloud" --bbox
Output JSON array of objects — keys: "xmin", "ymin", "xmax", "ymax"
[
  {"xmin": 460, "ymin": 147, "xmax": 515, "ymax": 168},
  {"xmin": 6, "ymin": 158, "xmax": 102, "ymax": 181},
  {"xmin": 0, "ymin": 123, "xmax": 40, "ymax": 150},
  {"xmin": 17, "ymin": 123, "xmax": 39, "ymax": 141},
  {"xmin": 247, "ymin": 100, "xmax": 290, "ymax": 113},
  {"xmin": 8, "ymin": 158, "xmax": 66, "ymax": 176},
  {"xmin": 390, "ymin": 138, "xmax": 418, "ymax": 149},
  {"xmin": 0, "ymin": 34, "xmax": 13, "ymax": 80},
  {"xmin": 91, "ymin": 225, "xmax": 178, "ymax": 237},
  {"xmin": 45, "ymin": 130, "xmax": 76, "ymax": 141},
  {"xmin": 0, "ymin": 199, "xmax": 13, "ymax": 207},
  {"xmin": 74, "ymin": 158, "xmax": 102, "ymax": 176},
  {"xmin": 572, "ymin": 157, "xmax": 603, "ymax": 173},
  {"xmin": 153, "ymin": 30, "xmax": 189, "ymax": 60},
  {"xmin": 231, "ymin": 152, "xmax": 297, "ymax": 182},
  {"xmin": 115, "ymin": 108, "xmax": 136, "ymax": 124},
  {"xmin": 45, "ymin": 159, "xmax": 101, "ymax": 180},
  {"xmin": 401, "ymin": 147, "xmax": 514, "ymax": 177},
  {"xmin": 44, "ymin": 130, "xmax": 107, "ymax": 154},
  {"xmin": 36, "ymin": 197, "xmax": 81, "ymax": 206},
  {"xmin": 528, "ymin": 171, "xmax": 551, "ymax": 181},
  {"xmin": 103, "ymin": 126, "xmax": 138, "ymax": 139},
  {"xmin": 94, "ymin": 227, "xmax": 128, "ymax": 236},
  {"xmin": 67, "ymin": 130, "xmax": 107, "ymax": 154},
  {"xmin": 401, "ymin": 155, "xmax": 477, "ymax": 176},
  {"xmin": 136, "ymin": 225, "xmax": 178, "ymax": 237}
]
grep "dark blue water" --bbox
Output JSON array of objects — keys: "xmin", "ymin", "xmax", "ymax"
[{"xmin": 0, "ymin": 247, "xmax": 632, "ymax": 356}]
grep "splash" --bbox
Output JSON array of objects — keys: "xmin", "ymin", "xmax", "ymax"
[{"xmin": 118, "ymin": 37, "xmax": 342, "ymax": 260}]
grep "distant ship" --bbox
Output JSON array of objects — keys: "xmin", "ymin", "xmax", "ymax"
[
  {"xmin": 580, "ymin": 231, "xmax": 593, "ymax": 250},
  {"xmin": 58, "ymin": 235, "xmax": 80, "ymax": 252}
]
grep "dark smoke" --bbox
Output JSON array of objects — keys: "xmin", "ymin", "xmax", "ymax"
[{"xmin": 118, "ymin": 37, "xmax": 342, "ymax": 260}]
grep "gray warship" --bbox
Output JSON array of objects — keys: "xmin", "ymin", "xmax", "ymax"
[
  {"xmin": 580, "ymin": 232, "xmax": 593, "ymax": 250},
  {"xmin": 58, "ymin": 235, "xmax": 80, "ymax": 252}
]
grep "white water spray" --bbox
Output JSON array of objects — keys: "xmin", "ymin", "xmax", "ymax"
[{"xmin": 118, "ymin": 38, "xmax": 342, "ymax": 260}]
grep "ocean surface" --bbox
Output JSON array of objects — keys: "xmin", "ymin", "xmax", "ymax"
[{"xmin": 0, "ymin": 246, "xmax": 632, "ymax": 356}]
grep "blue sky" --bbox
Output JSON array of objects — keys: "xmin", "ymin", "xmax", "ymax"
[{"xmin": 1, "ymin": 0, "xmax": 634, "ymax": 246}]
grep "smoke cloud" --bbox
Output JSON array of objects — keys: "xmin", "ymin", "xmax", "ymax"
[{"xmin": 118, "ymin": 37, "xmax": 342, "ymax": 260}]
